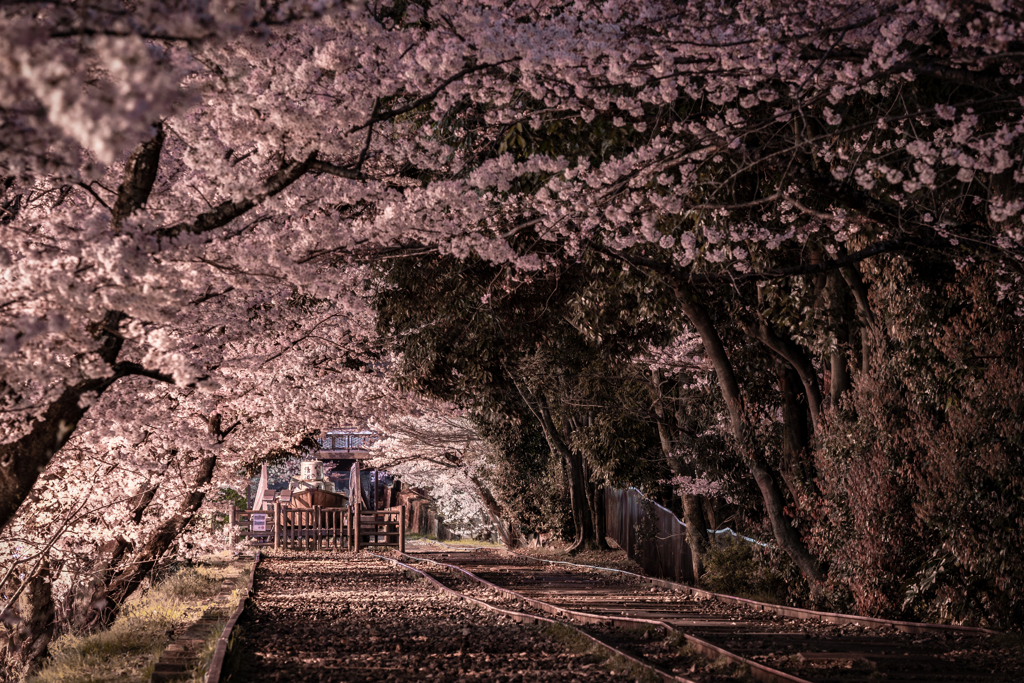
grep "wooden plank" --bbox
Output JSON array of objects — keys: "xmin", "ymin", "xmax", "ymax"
[{"xmin": 274, "ymin": 501, "xmax": 280, "ymax": 550}]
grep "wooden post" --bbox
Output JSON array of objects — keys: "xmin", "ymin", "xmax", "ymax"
[
  {"xmin": 274, "ymin": 501, "xmax": 280, "ymax": 551},
  {"xmin": 353, "ymin": 502, "xmax": 361, "ymax": 552},
  {"xmin": 399, "ymin": 505, "xmax": 406, "ymax": 553},
  {"xmin": 348, "ymin": 506, "xmax": 354, "ymax": 551},
  {"xmin": 314, "ymin": 506, "xmax": 319, "ymax": 551},
  {"xmin": 227, "ymin": 506, "xmax": 236, "ymax": 545}
]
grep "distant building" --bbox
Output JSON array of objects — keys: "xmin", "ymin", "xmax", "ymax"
[
  {"xmin": 316, "ymin": 427, "xmax": 378, "ymax": 460},
  {"xmin": 313, "ymin": 427, "xmax": 383, "ymax": 503}
]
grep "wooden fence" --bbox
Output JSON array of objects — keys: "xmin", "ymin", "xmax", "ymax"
[
  {"xmin": 229, "ymin": 504, "xmax": 405, "ymax": 552},
  {"xmin": 353, "ymin": 506, "xmax": 405, "ymax": 552},
  {"xmin": 605, "ymin": 488, "xmax": 695, "ymax": 583}
]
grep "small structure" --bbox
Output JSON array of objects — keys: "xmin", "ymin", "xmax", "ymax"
[
  {"xmin": 289, "ymin": 460, "xmax": 336, "ymax": 493},
  {"xmin": 291, "ymin": 488, "xmax": 348, "ymax": 509}
]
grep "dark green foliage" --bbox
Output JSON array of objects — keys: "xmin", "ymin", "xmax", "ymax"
[
  {"xmin": 701, "ymin": 537, "xmax": 793, "ymax": 606},
  {"xmin": 373, "ymin": 247, "xmax": 684, "ymax": 537},
  {"xmin": 809, "ymin": 261, "xmax": 1024, "ymax": 629},
  {"xmin": 475, "ymin": 408, "xmax": 573, "ymax": 538}
]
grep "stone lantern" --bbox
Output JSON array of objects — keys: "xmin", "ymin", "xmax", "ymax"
[{"xmin": 289, "ymin": 459, "xmax": 335, "ymax": 493}]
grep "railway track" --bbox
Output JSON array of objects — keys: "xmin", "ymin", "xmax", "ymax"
[
  {"xmin": 233, "ymin": 550, "xmax": 634, "ymax": 682},
  {"xmin": 393, "ymin": 547, "xmax": 1021, "ymax": 683}
]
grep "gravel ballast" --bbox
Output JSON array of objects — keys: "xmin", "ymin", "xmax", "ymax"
[{"xmin": 229, "ymin": 551, "xmax": 636, "ymax": 682}]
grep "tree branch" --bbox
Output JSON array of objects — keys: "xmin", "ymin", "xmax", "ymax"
[
  {"xmin": 154, "ymin": 153, "xmax": 316, "ymax": 240},
  {"xmin": 111, "ymin": 124, "xmax": 164, "ymax": 232}
]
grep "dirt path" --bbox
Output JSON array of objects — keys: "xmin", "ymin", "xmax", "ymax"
[{"xmin": 228, "ymin": 551, "xmax": 631, "ymax": 682}]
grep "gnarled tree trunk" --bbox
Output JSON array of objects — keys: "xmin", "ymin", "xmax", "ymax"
[
  {"xmin": 15, "ymin": 556, "xmax": 55, "ymax": 678},
  {"xmin": 98, "ymin": 452, "xmax": 217, "ymax": 626},
  {"xmin": 74, "ymin": 482, "xmax": 158, "ymax": 632},
  {"xmin": 675, "ymin": 284, "xmax": 825, "ymax": 588},
  {"xmin": 535, "ymin": 396, "xmax": 598, "ymax": 551},
  {"xmin": 0, "ymin": 311, "xmax": 125, "ymax": 532},
  {"xmin": 0, "ymin": 129, "xmax": 165, "ymax": 533}
]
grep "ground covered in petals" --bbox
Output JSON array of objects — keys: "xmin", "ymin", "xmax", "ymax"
[{"xmin": 227, "ymin": 551, "xmax": 636, "ymax": 683}]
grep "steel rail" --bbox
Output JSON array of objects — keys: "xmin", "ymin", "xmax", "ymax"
[
  {"xmin": 397, "ymin": 551, "xmax": 813, "ymax": 683},
  {"xmin": 499, "ymin": 548, "xmax": 1000, "ymax": 637},
  {"xmin": 366, "ymin": 551, "xmax": 697, "ymax": 683}
]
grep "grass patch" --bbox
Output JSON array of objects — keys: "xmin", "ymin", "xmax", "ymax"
[
  {"xmin": 517, "ymin": 541, "xmax": 647, "ymax": 574},
  {"xmin": 29, "ymin": 565, "xmax": 234, "ymax": 683},
  {"xmin": 436, "ymin": 537, "xmax": 502, "ymax": 548},
  {"xmin": 399, "ymin": 532, "xmax": 499, "ymax": 548},
  {"xmin": 405, "ymin": 533, "xmax": 502, "ymax": 549}
]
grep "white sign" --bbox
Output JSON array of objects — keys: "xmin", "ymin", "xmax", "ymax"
[{"xmin": 251, "ymin": 513, "xmax": 267, "ymax": 532}]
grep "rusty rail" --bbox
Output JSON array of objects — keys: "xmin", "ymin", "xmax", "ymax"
[
  {"xmin": 506, "ymin": 548, "xmax": 1000, "ymax": 637},
  {"xmin": 368, "ymin": 552, "xmax": 695, "ymax": 683},
  {"xmin": 204, "ymin": 551, "xmax": 261, "ymax": 683},
  {"xmin": 397, "ymin": 551, "xmax": 811, "ymax": 683}
]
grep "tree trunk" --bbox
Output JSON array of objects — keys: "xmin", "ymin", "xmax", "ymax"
[
  {"xmin": 830, "ymin": 346, "xmax": 850, "ymax": 408},
  {"xmin": 470, "ymin": 474, "xmax": 524, "ymax": 548},
  {"xmin": 777, "ymin": 363, "xmax": 812, "ymax": 503},
  {"xmin": 74, "ymin": 537, "xmax": 130, "ymax": 633},
  {"xmin": 681, "ymin": 493, "xmax": 709, "ymax": 582},
  {"xmin": 0, "ymin": 130, "xmax": 166, "ymax": 534},
  {"xmin": 74, "ymin": 481, "xmax": 159, "ymax": 632},
  {"xmin": 102, "ymin": 453, "xmax": 217, "ymax": 623},
  {"xmin": 840, "ymin": 265, "xmax": 878, "ymax": 377},
  {"xmin": 702, "ymin": 497, "xmax": 720, "ymax": 534},
  {"xmin": 748, "ymin": 320, "xmax": 823, "ymax": 433},
  {"xmin": 675, "ymin": 284, "xmax": 826, "ymax": 588},
  {"xmin": 0, "ymin": 311, "xmax": 127, "ymax": 533},
  {"xmin": 535, "ymin": 396, "xmax": 597, "ymax": 551},
  {"xmin": 591, "ymin": 484, "xmax": 609, "ymax": 550},
  {"xmin": 16, "ymin": 556, "xmax": 55, "ymax": 678},
  {"xmin": 827, "ymin": 273, "xmax": 852, "ymax": 408},
  {"xmin": 650, "ymin": 368, "xmax": 709, "ymax": 583}
]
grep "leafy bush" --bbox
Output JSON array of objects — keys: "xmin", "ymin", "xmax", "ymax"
[
  {"xmin": 808, "ymin": 265, "xmax": 1024, "ymax": 629},
  {"xmin": 700, "ymin": 537, "xmax": 792, "ymax": 605}
]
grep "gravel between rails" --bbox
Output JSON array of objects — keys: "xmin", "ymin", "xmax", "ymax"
[
  {"xmin": 414, "ymin": 550, "xmax": 1024, "ymax": 683},
  {"xmin": 229, "ymin": 550, "xmax": 641, "ymax": 682},
  {"xmin": 390, "ymin": 552, "xmax": 748, "ymax": 683}
]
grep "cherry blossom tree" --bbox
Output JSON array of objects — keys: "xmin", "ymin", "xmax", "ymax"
[
  {"xmin": 367, "ymin": 412, "xmax": 513, "ymax": 542},
  {"xmin": 1, "ymin": 0, "xmax": 1023, "ymax": 650}
]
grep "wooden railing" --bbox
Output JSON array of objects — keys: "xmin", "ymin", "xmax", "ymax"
[
  {"xmin": 354, "ymin": 506, "xmax": 405, "ymax": 552},
  {"xmin": 228, "ymin": 504, "xmax": 405, "ymax": 552}
]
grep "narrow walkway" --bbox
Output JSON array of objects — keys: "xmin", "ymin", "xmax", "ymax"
[
  {"xmin": 151, "ymin": 557, "xmax": 252, "ymax": 682},
  {"xmin": 230, "ymin": 551, "xmax": 626, "ymax": 682}
]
